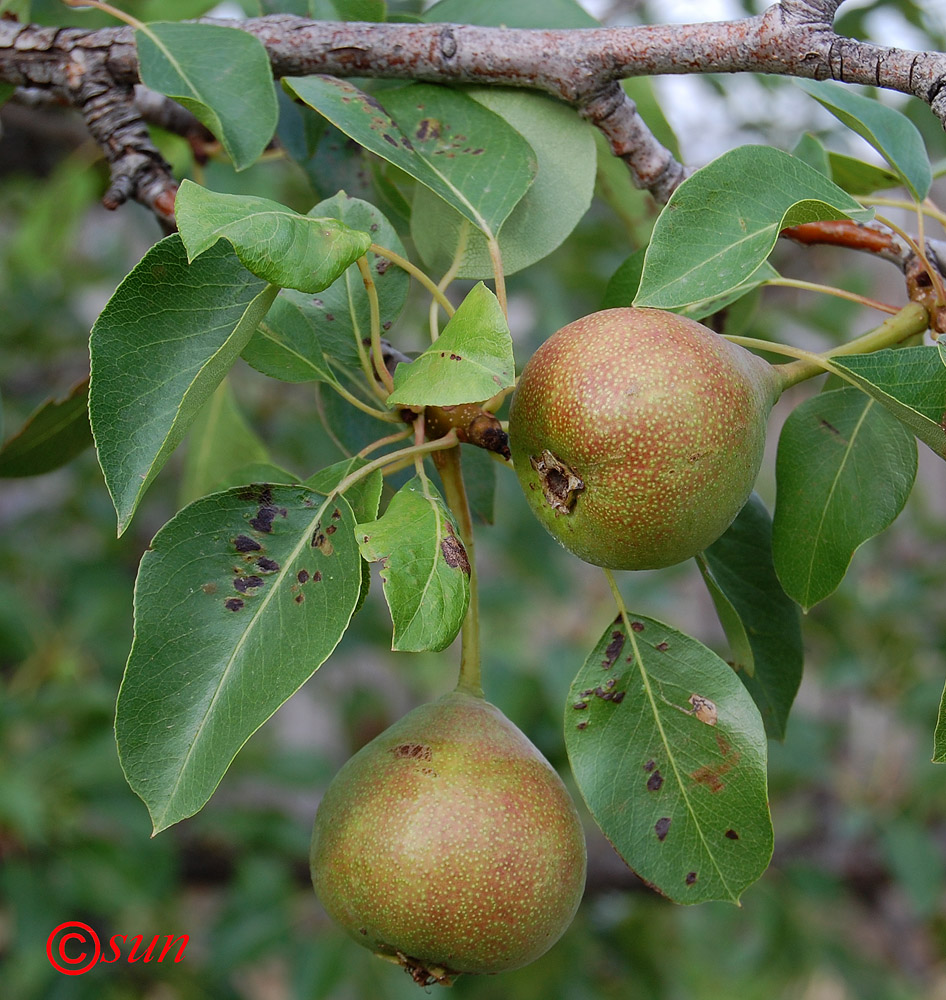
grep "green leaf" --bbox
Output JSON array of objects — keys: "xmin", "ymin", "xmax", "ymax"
[
  {"xmin": 796, "ymin": 80, "xmax": 932, "ymax": 200},
  {"xmin": 310, "ymin": 0, "xmax": 385, "ymax": 18},
  {"xmin": 830, "ymin": 347, "xmax": 946, "ymax": 458},
  {"xmin": 0, "ymin": 378, "xmax": 91, "ymax": 477},
  {"xmin": 284, "ymin": 77, "xmax": 536, "ymax": 242},
  {"xmin": 175, "ymin": 181, "xmax": 372, "ymax": 294},
  {"xmin": 679, "ymin": 263, "xmax": 780, "ymax": 323},
  {"xmin": 242, "ymin": 293, "xmax": 337, "ymax": 384},
  {"xmin": 565, "ymin": 615, "xmax": 773, "ymax": 904},
  {"xmin": 217, "ymin": 462, "xmax": 299, "ymax": 490},
  {"xmin": 698, "ymin": 494, "xmax": 803, "ymax": 740},
  {"xmin": 634, "ymin": 146, "xmax": 873, "ymax": 309},
  {"xmin": 180, "ymin": 379, "xmax": 269, "ymax": 505},
  {"xmin": 136, "ymin": 22, "xmax": 278, "ymax": 170},
  {"xmin": 934, "ymin": 680, "xmax": 946, "ymax": 762},
  {"xmin": 116, "ymin": 485, "xmax": 362, "ymax": 832},
  {"xmin": 423, "ymin": 0, "xmax": 597, "ymax": 27},
  {"xmin": 296, "ymin": 192, "xmax": 409, "ymax": 368},
  {"xmin": 89, "ymin": 235, "xmax": 277, "ymax": 535},
  {"xmin": 388, "ymin": 283, "xmax": 514, "ymax": 406},
  {"xmin": 356, "ymin": 477, "xmax": 470, "ymax": 652},
  {"xmin": 304, "ymin": 457, "xmax": 384, "ymax": 525},
  {"xmin": 412, "ymin": 88, "xmax": 597, "ymax": 277},
  {"xmin": 772, "ymin": 387, "xmax": 917, "ymax": 610},
  {"xmin": 792, "ymin": 132, "xmax": 830, "ymax": 175},
  {"xmin": 829, "ymin": 152, "xmax": 903, "ymax": 195}
]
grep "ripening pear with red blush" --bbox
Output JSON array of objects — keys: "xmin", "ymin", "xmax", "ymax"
[{"xmin": 508, "ymin": 307, "xmax": 785, "ymax": 570}]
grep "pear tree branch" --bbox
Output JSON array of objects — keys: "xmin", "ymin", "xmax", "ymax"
[{"xmin": 3, "ymin": 1, "xmax": 946, "ymax": 229}]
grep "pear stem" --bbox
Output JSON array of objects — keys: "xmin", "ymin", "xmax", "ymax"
[
  {"xmin": 726, "ymin": 302, "xmax": 930, "ymax": 391},
  {"xmin": 434, "ymin": 445, "xmax": 482, "ymax": 698}
]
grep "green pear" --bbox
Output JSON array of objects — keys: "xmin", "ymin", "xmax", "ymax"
[
  {"xmin": 310, "ymin": 690, "xmax": 587, "ymax": 986},
  {"xmin": 508, "ymin": 307, "xmax": 785, "ymax": 570}
]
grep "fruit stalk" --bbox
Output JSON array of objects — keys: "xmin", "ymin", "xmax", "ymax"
[{"xmin": 433, "ymin": 445, "xmax": 482, "ymax": 697}]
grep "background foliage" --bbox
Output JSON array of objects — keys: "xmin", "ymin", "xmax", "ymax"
[{"xmin": 3, "ymin": 0, "xmax": 946, "ymax": 997}]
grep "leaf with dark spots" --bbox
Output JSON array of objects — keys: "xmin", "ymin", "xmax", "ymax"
[
  {"xmin": 115, "ymin": 485, "xmax": 362, "ymax": 834},
  {"xmin": 250, "ymin": 507, "xmax": 277, "ymax": 532},
  {"xmin": 686, "ymin": 872, "xmax": 698, "ymax": 886},
  {"xmin": 234, "ymin": 534, "xmax": 262, "ymax": 552},
  {"xmin": 297, "ymin": 569, "xmax": 309, "ymax": 584},
  {"xmin": 655, "ymin": 817, "xmax": 671, "ymax": 841},
  {"xmin": 566, "ymin": 615, "xmax": 772, "ymax": 904},
  {"xmin": 725, "ymin": 829, "xmax": 740, "ymax": 840},
  {"xmin": 294, "ymin": 593, "xmax": 304, "ymax": 603},
  {"xmin": 313, "ymin": 570, "xmax": 322, "ymax": 582},
  {"xmin": 257, "ymin": 557, "xmax": 280, "ymax": 572}
]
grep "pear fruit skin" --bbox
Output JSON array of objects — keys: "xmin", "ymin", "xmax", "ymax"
[
  {"xmin": 508, "ymin": 307, "xmax": 784, "ymax": 570},
  {"xmin": 310, "ymin": 690, "xmax": 587, "ymax": 983}
]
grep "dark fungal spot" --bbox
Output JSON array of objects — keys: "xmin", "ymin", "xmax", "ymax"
[
  {"xmin": 647, "ymin": 770, "xmax": 664, "ymax": 792},
  {"xmin": 440, "ymin": 534, "xmax": 470, "ymax": 574},
  {"xmin": 576, "ymin": 720, "xmax": 588, "ymax": 730},
  {"xmin": 326, "ymin": 524, "xmax": 337, "ymax": 535},
  {"xmin": 655, "ymin": 817, "xmax": 671, "ymax": 841},
  {"xmin": 257, "ymin": 557, "xmax": 280, "ymax": 572},
  {"xmin": 655, "ymin": 642, "xmax": 670, "ymax": 652},
  {"xmin": 382, "ymin": 133, "xmax": 399, "ymax": 147},
  {"xmin": 313, "ymin": 570, "xmax": 322, "ymax": 582},
  {"xmin": 725, "ymin": 829, "xmax": 739, "ymax": 840},
  {"xmin": 643, "ymin": 760, "xmax": 656, "ymax": 772},
  {"xmin": 685, "ymin": 872, "xmax": 698, "ymax": 886},
  {"xmin": 602, "ymin": 630, "xmax": 625, "ymax": 669},
  {"xmin": 297, "ymin": 569, "xmax": 310, "ymax": 584},
  {"xmin": 359, "ymin": 928, "xmax": 368, "ymax": 936},
  {"xmin": 325, "ymin": 313, "xmax": 335, "ymax": 322},
  {"xmin": 611, "ymin": 690, "xmax": 626, "ymax": 704},
  {"xmin": 295, "ymin": 593, "xmax": 304, "ymax": 603},
  {"xmin": 392, "ymin": 743, "xmax": 432, "ymax": 761},
  {"xmin": 331, "ymin": 508, "xmax": 341, "ymax": 520},
  {"xmin": 631, "ymin": 621, "xmax": 645, "ymax": 632},
  {"xmin": 250, "ymin": 507, "xmax": 276, "ymax": 533},
  {"xmin": 225, "ymin": 598, "xmax": 244, "ymax": 612},
  {"xmin": 234, "ymin": 575, "xmax": 264, "ymax": 594},
  {"xmin": 234, "ymin": 534, "xmax": 262, "ymax": 553},
  {"xmin": 573, "ymin": 701, "xmax": 588, "ymax": 710}
]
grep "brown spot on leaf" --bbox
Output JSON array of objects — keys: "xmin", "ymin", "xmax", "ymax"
[
  {"xmin": 233, "ymin": 575, "xmax": 264, "ymax": 594},
  {"xmin": 685, "ymin": 871, "xmax": 698, "ymax": 886},
  {"xmin": 611, "ymin": 690, "xmax": 626, "ymax": 704},
  {"xmin": 295, "ymin": 593, "xmax": 304, "ymax": 603},
  {"xmin": 440, "ymin": 534, "xmax": 470, "ymax": 574},
  {"xmin": 602, "ymin": 630, "xmax": 625, "ymax": 669},
  {"xmin": 234, "ymin": 534, "xmax": 262, "ymax": 553},
  {"xmin": 202, "ymin": 583, "xmax": 217, "ymax": 595},
  {"xmin": 643, "ymin": 760, "xmax": 656, "ymax": 772},
  {"xmin": 313, "ymin": 570, "xmax": 322, "ymax": 582},
  {"xmin": 647, "ymin": 769, "xmax": 664, "ymax": 792},
  {"xmin": 225, "ymin": 598, "xmax": 244, "ymax": 612},
  {"xmin": 297, "ymin": 569, "xmax": 309, "ymax": 584},
  {"xmin": 576, "ymin": 720, "xmax": 588, "ymax": 730},
  {"xmin": 630, "ymin": 621, "xmax": 645, "ymax": 632},
  {"xmin": 257, "ymin": 557, "xmax": 280, "ymax": 572},
  {"xmin": 415, "ymin": 117, "xmax": 441, "ymax": 141},
  {"xmin": 725, "ymin": 829, "xmax": 739, "ymax": 840},
  {"xmin": 655, "ymin": 641, "xmax": 670, "ymax": 652},
  {"xmin": 689, "ymin": 694, "xmax": 718, "ymax": 726},
  {"xmin": 690, "ymin": 742, "xmax": 741, "ymax": 793},
  {"xmin": 655, "ymin": 817, "xmax": 671, "ymax": 841}
]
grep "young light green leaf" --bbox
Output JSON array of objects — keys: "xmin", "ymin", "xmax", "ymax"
[
  {"xmin": 175, "ymin": 181, "xmax": 372, "ymax": 294},
  {"xmin": 698, "ymin": 494, "xmax": 803, "ymax": 740},
  {"xmin": 90, "ymin": 235, "xmax": 277, "ymax": 535},
  {"xmin": 283, "ymin": 77, "xmax": 536, "ymax": 241},
  {"xmin": 792, "ymin": 132, "xmax": 830, "ymax": 175},
  {"xmin": 388, "ymin": 282, "xmax": 514, "ymax": 406},
  {"xmin": 634, "ymin": 146, "xmax": 873, "ymax": 309},
  {"xmin": 0, "ymin": 378, "xmax": 91, "ymax": 477},
  {"xmin": 796, "ymin": 80, "xmax": 932, "ymax": 200},
  {"xmin": 412, "ymin": 89, "xmax": 596, "ymax": 278},
  {"xmin": 565, "ymin": 615, "xmax": 773, "ymax": 904},
  {"xmin": 136, "ymin": 23, "xmax": 278, "ymax": 170},
  {"xmin": 830, "ymin": 347, "xmax": 946, "ymax": 458},
  {"xmin": 116, "ymin": 485, "xmax": 363, "ymax": 833},
  {"xmin": 180, "ymin": 379, "xmax": 269, "ymax": 506},
  {"xmin": 680, "ymin": 263, "xmax": 780, "ymax": 322},
  {"xmin": 242, "ymin": 293, "xmax": 337, "ymax": 384},
  {"xmin": 772, "ymin": 387, "xmax": 917, "ymax": 611},
  {"xmin": 356, "ymin": 477, "xmax": 470, "ymax": 652}
]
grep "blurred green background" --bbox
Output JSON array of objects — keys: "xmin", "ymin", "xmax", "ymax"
[{"xmin": 4, "ymin": 1, "xmax": 946, "ymax": 998}]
